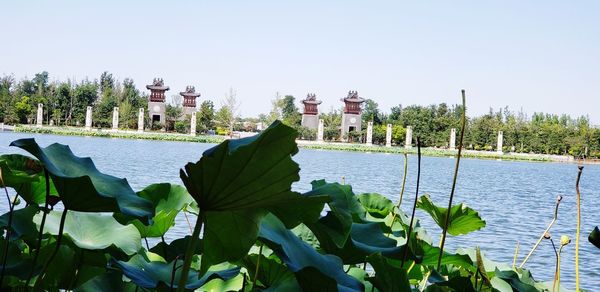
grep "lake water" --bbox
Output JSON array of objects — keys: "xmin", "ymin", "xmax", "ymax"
[{"xmin": 1, "ymin": 132, "xmax": 599, "ymax": 290}]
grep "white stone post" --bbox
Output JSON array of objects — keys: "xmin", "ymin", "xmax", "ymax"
[
  {"xmin": 405, "ymin": 126, "xmax": 413, "ymax": 149},
  {"xmin": 85, "ymin": 106, "xmax": 93, "ymax": 130},
  {"xmin": 449, "ymin": 128, "xmax": 456, "ymax": 150},
  {"xmin": 112, "ymin": 107, "xmax": 119, "ymax": 130},
  {"xmin": 385, "ymin": 124, "xmax": 392, "ymax": 147},
  {"xmin": 497, "ymin": 131, "xmax": 503, "ymax": 154},
  {"xmin": 36, "ymin": 103, "xmax": 43, "ymax": 126},
  {"xmin": 317, "ymin": 119, "xmax": 324, "ymax": 142},
  {"xmin": 190, "ymin": 112, "xmax": 197, "ymax": 136},
  {"xmin": 366, "ymin": 121, "xmax": 373, "ymax": 146},
  {"xmin": 137, "ymin": 108, "xmax": 144, "ymax": 132}
]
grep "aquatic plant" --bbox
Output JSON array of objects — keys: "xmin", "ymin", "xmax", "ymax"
[{"xmin": 0, "ymin": 120, "xmax": 594, "ymax": 291}]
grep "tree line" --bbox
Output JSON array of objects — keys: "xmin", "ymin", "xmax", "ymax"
[
  {"xmin": 1, "ymin": 72, "xmax": 598, "ymax": 157},
  {"xmin": 259, "ymin": 95, "xmax": 600, "ymax": 157}
]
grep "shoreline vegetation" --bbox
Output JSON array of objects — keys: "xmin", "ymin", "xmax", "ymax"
[{"xmin": 8, "ymin": 124, "xmax": 587, "ymax": 163}]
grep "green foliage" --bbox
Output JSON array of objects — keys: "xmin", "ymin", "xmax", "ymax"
[
  {"xmin": 589, "ymin": 226, "xmax": 600, "ymax": 249},
  {"xmin": 0, "ymin": 120, "xmax": 587, "ymax": 291},
  {"xmin": 416, "ymin": 194, "xmax": 486, "ymax": 236}
]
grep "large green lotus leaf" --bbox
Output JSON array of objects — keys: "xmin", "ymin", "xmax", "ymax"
[
  {"xmin": 305, "ymin": 180, "xmax": 366, "ymax": 248},
  {"xmin": 416, "ymin": 194, "xmax": 486, "ymax": 236},
  {"xmin": 200, "ymin": 209, "xmax": 266, "ymax": 272},
  {"xmin": 357, "ymin": 193, "xmax": 394, "ymax": 219},
  {"xmin": 10, "ymin": 138, "xmax": 154, "ymax": 221},
  {"xmin": 150, "ymin": 236, "xmax": 202, "ymax": 262},
  {"xmin": 366, "ymin": 253, "xmax": 411, "ymax": 292},
  {"xmin": 314, "ymin": 221, "xmax": 419, "ymax": 265},
  {"xmin": 16, "ymin": 174, "xmax": 59, "ymax": 205},
  {"xmin": 0, "ymin": 154, "xmax": 59, "ymax": 205},
  {"xmin": 35, "ymin": 240, "xmax": 78, "ymax": 290},
  {"xmin": 74, "ymin": 271, "xmax": 137, "ymax": 292},
  {"xmin": 243, "ymin": 253, "xmax": 301, "ymax": 291},
  {"xmin": 258, "ymin": 213, "xmax": 363, "ymax": 292},
  {"xmin": 0, "ymin": 205, "xmax": 40, "ymax": 240},
  {"xmin": 420, "ymin": 241, "xmax": 474, "ymax": 271},
  {"xmin": 493, "ymin": 269, "xmax": 538, "ymax": 292},
  {"xmin": 424, "ymin": 276, "xmax": 477, "ymax": 292},
  {"xmin": 180, "ymin": 122, "xmax": 328, "ymax": 271},
  {"xmin": 198, "ymin": 274, "xmax": 244, "ymax": 292},
  {"xmin": 0, "ymin": 154, "xmax": 41, "ymax": 186},
  {"xmin": 113, "ymin": 254, "xmax": 240, "ymax": 289},
  {"xmin": 34, "ymin": 210, "xmax": 141, "ymax": 255},
  {"xmin": 0, "ymin": 238, "xmax": 34, "ymax": 281},
  {"xmin": 589, "ymin": 226, "xmax": 600, "ymax": 249},
  {"xmin": 115, "ymin": 183, "xmax": 193, "ymax": 237},
  {"xmin": 179, "ymin": 120, "xmax": 301, "ymax": 211}
]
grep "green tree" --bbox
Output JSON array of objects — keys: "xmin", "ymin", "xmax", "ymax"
[
  {"xmin": 198, "ymin": 100, "xmax": 215, "ymax": 133},
  {"xmin": 278, "ymin": 95, "xmax": 301, "ymax": 127}
]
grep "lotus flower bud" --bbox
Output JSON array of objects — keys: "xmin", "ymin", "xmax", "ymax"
[
  {"xmin": 556, "ymin": 195, "xmax": 563, "ymax": 203},
  {"xmin": 544, "ymin": 232, "xmax": 551, "ymax": 239},
  {"xmin": 560, "ymin": 235, "xmax": 571, "ymax": 246}
]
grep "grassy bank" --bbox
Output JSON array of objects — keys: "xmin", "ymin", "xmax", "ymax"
[
  {"xmin": 13, "ymin": 125, "xmax": 226, "ymax": 144},
  {"xmin": 13, "ymin": 125, "xmax": 571, "ymax": 162}
]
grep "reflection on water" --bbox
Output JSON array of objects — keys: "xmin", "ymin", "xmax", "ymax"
[{"xmin": 1, "ymin": 132, "xmax": 598, "ymax": 289}]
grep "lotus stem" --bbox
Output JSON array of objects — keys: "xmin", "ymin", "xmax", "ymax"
[
  {"xmin": 170, "ymin": 255, "xmax": 181, "ymax": 291},
  {"xmin": 548, "ymin": 237, "xmax": 558, "ymax": 292},
  {"xmin": 437, "ymin": 90, "xmax": 466, "ymax": 270},
  {"xmin": 519, "ymin": 195, "xmax": 562, "ymax": 268},
  {"xmin": 511, "ymin": 241, "xmax": 519, "ymax": 269},
  {"xmin": 176, "ymin": 211, "xmax": 204, "ymax": 292},
  {"xmin": 144, "ymin": 238, "xmax": 150, "ymax": 250},
  {"xmin": 575, "ymin": 166, "xmax": 583, "ymax": 292},
  {"xmin": 183, "ymin": 209, "xmax": 193, "ymax": 234},
  {"xmin": 26, "ymin": 169, "xmax": 51, "ymax": 287},
  {"xmin": 387, "ymin": 154, "xmax": 408, "ymax": 238},
  {"xmin": 35, "ymin": 208, "xmax": 68, "ymax": 289},
  {"xmin": 161, "ymin": 235, "xmax": 168, "ymax": 257},
  {"xmin": 401, "ymin": 137, "xmax": 421, "ymax": 268},
  {"xmin": 252, "ymin": 244, "xmax": 263, "ymax": 288},
  {"xmin": 397, "ymin": 153, "xmax": 408, "ymax": 208},
  {"xmin": 0, "ymin": 169, "xmax": 19, "ymax": 287}
]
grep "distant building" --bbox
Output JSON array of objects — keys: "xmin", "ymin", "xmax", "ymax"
[
  {"xmin": 146, "ymin": 78, "xmax": 170, "ymax": 126},
  {"xmin": 340, "ymin": 90, "xmax": 365, "ymax": 139},
  {"xmin": 180, "ymin": 86, "xmax": 200, "ymax": 117},
  {"xmin": 300, "ymin": 93, "xmax": 322, "ymax": 129}
]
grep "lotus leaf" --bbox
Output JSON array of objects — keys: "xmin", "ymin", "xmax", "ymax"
[
  {"xmin": 113, "ymin": 254, "xmax": 240, "ymax": 289},
  {"xmin": 11, "ymin": 138, "xmax": 154, "ymax": 221},
  {"xmin": 34, "ymin": 210, "xmax": 142, "ymax": 255},
  {"xmin": 417, "ymin": 194, "xmax": 486, "ymax": 236},
  {"xmin": 258, "ymin": 213, "xmax": 363, "ymax": 292}
]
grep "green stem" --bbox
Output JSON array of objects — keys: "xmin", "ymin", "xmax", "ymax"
[
  {"xmin": 549, "ymin": 238, "xmax": 558, "ymax": 292},
  {"xmin": 26, "ymin": 169, "xmax": 51, "ymax": 287},
  {"xmin": 176, "ymin": 212, "xmax": 203, "ymax": 292},
  {"xmin": 35, "ymin": 208, "xmax": 68, "ymax": 290},
  {"xmin": 437, "ymin": 90, "xmax": 466, "ymax": 270},
  {"xmin": 387, "ymin": 154, "xmax": 408, "ymax": 237},
  {"xmin": 401, "ymin": 137, "xmax": 421, "ymax": 268},
  {"xmin": 252, "ymin": 244, "xmax": 263, "ymax": 288},
  {"xmin": 0, "ymin": 171, "xmax": 18, "ymax": 287},
  {"xmin": 575, "ymin": 166, "xmax": 583, "ymax": 292},
  {"xmin": 519, "ymin": 195, "xmax": 561, "ymax": 268},
  {"xmin": 511, "ymin": 241, "xmax": 519, "ymax": 269}
]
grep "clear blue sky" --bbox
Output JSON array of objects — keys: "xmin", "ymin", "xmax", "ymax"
[{"xmin": 2, "ymin": 1, "xmax": 599, "ymax": 123}]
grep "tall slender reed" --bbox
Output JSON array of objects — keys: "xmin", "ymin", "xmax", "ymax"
[
  {"xmin": 401, "ymin": 137, "xmax": 421, "ymax": 268},
  {"xmin": 437, "ymin": 89, "xmax": 466, "ymax": 270},
  {"xmin": 574, "ymin": 166, "xmax": 583, "ymax": 291},
  {"xmin": 519, "ymin": 195, "xmax": 562, "ymax": 268},
  {"xmin": 387, "ymin": 153, "xmax": 408, "ymax": 237}
]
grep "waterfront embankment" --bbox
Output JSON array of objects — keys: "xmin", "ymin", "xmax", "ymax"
[{"xmin": 6, "ymin": 124, "xmax": 586, "ymax": 163}]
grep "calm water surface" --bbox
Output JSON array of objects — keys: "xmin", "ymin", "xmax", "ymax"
[{"xmin": 1, "ymin": 132, "xmax": 598, "ymax": 290}]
